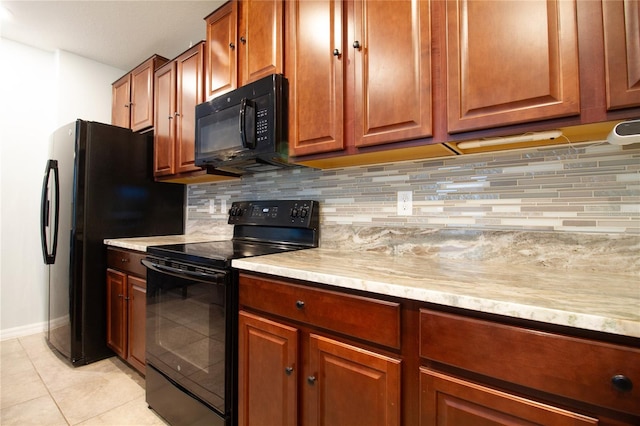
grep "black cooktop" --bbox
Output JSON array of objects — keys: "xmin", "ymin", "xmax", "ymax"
[
  {"xmin": 146, "ymin": 200, "xmax": 319, "ymax": 269},
  {"xmin": 147, "ymin": 240, "xmax": 306, "ymax": 269}
]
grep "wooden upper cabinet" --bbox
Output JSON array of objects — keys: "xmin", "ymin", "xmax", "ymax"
[
  {"xmin": 112, "ymin": 55, "xmax": 169, "ymax": 132},
  {"xmin": 130, "ymin": 60, "xmax": 156, "ymax": 131},
  {"xmin": 153, "ymin": 62, "xmax": 177, "ymax": 177},
  {"xmin": 154, "ymin": 43, "xmax": 205, "ymax": 178},
  {"xmin": 205, "ymin": 1, "xmax": 238, "ymax": 99},
  {"xmin": 286, "ymin": 0, "xmax": 345, "ymax": 156},
  {"xmin": 287, "ymin": 0, "xmax": 432, "ymax": 157},
  {"xmin": 239, "ymin": 0, "xmax": 284, "ymax": 86},
  {"xmin": 353, "ymin": 0, "xmax": 432, "ymax": 148},
  {"xmin": 205, "ymin": 0, "xmax": 283, "ymax": 100},
  {"xmin": 446, "ymin": 0, "xmax": 580, "ymax": 133},
  {"xmin": 112, "ymin": 75, "xmax": 131, "ymax": 129},
  {"xmin": 175, "ymin": 44, "xmax": 205, "ymax": 174},
  {"xmin": 603, "ymin": 0, "xmax": 640, "ymax": 110}
]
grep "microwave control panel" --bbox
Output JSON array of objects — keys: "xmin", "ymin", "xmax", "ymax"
[{"xmin": 257, "ymin": 109, "xmax": 268, "ymax": 143}]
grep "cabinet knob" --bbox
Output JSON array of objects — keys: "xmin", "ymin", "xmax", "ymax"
[
  {"xmin": 168, "ymin": 116, "xmax": 173, "ymax": 120},
  {"xmin": 307, "ymin": 375, "xmax": 317, "ymax": 385},
  {"xmin": 333, "ymin": 48, "xmax": 341, "ymax": 57},
  {"xmin": 611, "ymin": 374, "xmax": 633, "ymax": 392},
  {"xmin": 240, "ymin": 36, "xmax": 247, "ymax": 44},
  {"xmin": 285, "ymin": 366, "xmax": 294, "ymax": 376},
  {"xmin": 295, "ymin": 300, "xmax": 305, "ymax": 309},
  {"xmin": 174, "ymin": 112, "xmax": 180, "ymax": 117},
  {"xmin": 229, "ymin": 42, "xmax": 235, "ymax": 50},
  {"xmin": 121, "ymin": 258, "xmax": 128, "ymax": 263},
  {"xmin": 353, "ymin": 40, "xmax": 361, "ymax": 49}
]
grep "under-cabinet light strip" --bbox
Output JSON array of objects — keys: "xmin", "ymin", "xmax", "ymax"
[{"xmin": 456, "ymin": 130, "xmax": 563, "ymax": 150}]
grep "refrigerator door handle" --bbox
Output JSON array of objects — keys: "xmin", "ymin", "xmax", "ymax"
[{"xmin": 40, "ymin": 159, "xmax": 60, "ymax": 265}]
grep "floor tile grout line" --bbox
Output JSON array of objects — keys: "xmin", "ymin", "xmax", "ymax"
[{"xmin": 18, "ymin": 335, "xmax": 73, "ymax": 426}]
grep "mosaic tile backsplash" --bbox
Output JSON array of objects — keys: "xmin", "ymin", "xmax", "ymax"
[{"xmin": 187, "ymin": 141, "xmax": 639, "ymax": 234}]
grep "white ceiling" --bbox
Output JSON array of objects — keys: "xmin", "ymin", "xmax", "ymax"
[{"xmin": 0, "ymin": 0, "xmax": 225, "ymax": 71}]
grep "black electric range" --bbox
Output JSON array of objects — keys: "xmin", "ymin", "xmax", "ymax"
[{"xmin": 143, "ymin": 200, "xmax": 319, "ymax": 426}]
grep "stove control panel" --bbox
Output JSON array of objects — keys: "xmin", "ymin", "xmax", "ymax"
[{"xmin": 228, "ymin": 200, "xmax": 319, "ymax": 229}]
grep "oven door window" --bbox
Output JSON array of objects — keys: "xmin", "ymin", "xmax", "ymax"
[{"xmin": 146, "ymin": 268, "xmax": 228, "ymax": 415}]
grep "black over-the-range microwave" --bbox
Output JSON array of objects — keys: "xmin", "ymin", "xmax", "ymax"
[{"xmin": 195, "ymin": 73, "xmax": 294, "ymax": 176}]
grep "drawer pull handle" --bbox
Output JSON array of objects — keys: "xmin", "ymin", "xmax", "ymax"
[
  {"xmin": 121, "ymin": 258, "xmax": 128, "ymax": 263},
  {"xmin": 307, "ymin": 375, "xmax": 316, "ymax": 385},
  {"xmin": 285, "ymin": 367, "xmax": 294, "ymax": 376},
  {"xmin": 611, "ymin": 374, "xmax": 633, "ymax": 392},
  {"xmin": 295, "ymin": 300, "xmax": 305, "ymax": 309}
]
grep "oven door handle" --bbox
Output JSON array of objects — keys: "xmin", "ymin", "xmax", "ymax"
[{"xmin": 141, "ymin": 259, "xmax": 227, "ymax": 283}]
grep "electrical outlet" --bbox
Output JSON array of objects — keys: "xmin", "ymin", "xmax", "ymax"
[{"xmin": 397, "ymin": 191, "xmax": 413, "ymax": 216}]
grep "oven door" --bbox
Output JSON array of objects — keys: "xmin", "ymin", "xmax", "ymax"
[{"xmin": 142, "ymin": 258, "xmax": 234, "ymax": 422}]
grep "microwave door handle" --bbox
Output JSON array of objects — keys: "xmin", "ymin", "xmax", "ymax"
[{"xmin": 239, "ymin": 98, "xmax": 257, "ymax": 149}]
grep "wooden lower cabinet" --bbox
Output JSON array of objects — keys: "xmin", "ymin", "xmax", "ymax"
[
  {"xmin": 238, "ymin": 273, "xmax": 639, "ymax": 425},
  {"xmin": 305, "ymin": 334, "xmax": 400, "ymax": 426},
  {"xmin": 238, "ymin": 310, "xmax": 401, "ymax": 426},
  {"xmin": 106, "ymin": 247, "xmax": 147, "ymax": 375},
  {"xmin": 238, "ymin": 311, "xmax": 298, "ymax": 426},
  {"xmin": 420, "ymin": 369, "xmax": 598, "ymax": 426},
  {"xmin": 238, "ymin": 273, "xmax": 402, "ymax": 426}
]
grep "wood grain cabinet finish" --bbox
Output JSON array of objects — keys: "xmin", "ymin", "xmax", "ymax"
[
  {"xmin": 238, "ymin": 311, "xmax": 298, "ymax": 426},
  {"xmin": 238, "ymin": 273, "xmax": 402, "ymax": 426},
  {"xmin": 111, "ymin": 75, "xmax": 131, "ymax": 129},
  {"xmin": 445, "ymin": 0, "xmax": 580, "ymax": 133},
  {"xmin": 602, "ymin": 0, "xmax": 640, "ymax": 110},
  {"xmin": 287, "ymin": 0, "xmax": 432, "ymax": 156},
  {"xmin": 154, "ymin": 42, "xmax": 205, "ymax": 178},
  {"xmin": 112, "ymin": 55, "xmax": 169, "ymax": 132},
  {"xmin": 305, "ymin": 334, "xmax": 401, "ymax": 426},
  {"xmin": 205, "ymin": 0, "xmax": 283, "ymax": 100},
  {"xmin": 419, "ymin": 309, "xmax": 640, "ymax": 418},
  {"xmin": 239, "ymin": 273, "xmax": 401, "ymax": 349},
  {"xmin": 106, "ymin": 247, "xmax": 147, "ymax": 375},
  {"xmin": 420, "ymin": 368, "xmax": 598, "ymax": 426}
]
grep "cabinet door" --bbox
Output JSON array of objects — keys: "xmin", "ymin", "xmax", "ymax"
[
  {"xmin": 286, "ymin": 0, "xmax": 345, "ymax": 156},
  {"xmin": 130, "ymin": 59, "xmax": 155, "ymax": 132},
  {"xmin": 239, "ymin": 0, "xmax": 283, "ymax": 86},
  {"xmin": 305, "ymin": 334, "xmax": 401, "ymax": 426},
  {"xmin": 127, "ymin": 276, "xmax": 146, "ymax": 375},
  {"xmin": 176, "ymin": 43, "xmax": 204, "ymax": 174},
  {"xmin": 112, "ymin": 75, "xmax": 131, "ymax": 129},
  {"xmin": 106, "ymin": 268, "xmax": 127, "ymax": 359},
  {"xmin": 420, "ymin": 369, "xmax": 598, "ymax": 426},
  {"xmin": 238, "ymin": 311, "xmax": 298, "ymax": 426},
  {"xmin": 603, "ymin": 0, "xmax": 640, "ymax": 110},
  {"xmin": 353, "ymin": 0, "xmax": 432, "ymax": 147},
  {"xmin": 205, "ymin": 1, "xmax": 238, "ymax": 99},
  {"xmin": 153, "ymin": 62, "xmax": 176, "ymax": 177},
  {"xmin": 446, "ymin": 0, "xmax": 580, "ymax": 133}
]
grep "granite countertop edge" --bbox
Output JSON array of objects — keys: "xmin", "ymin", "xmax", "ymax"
[
  {"xmin": 231, "ymin": 248, "xmax": 640, "ymax": 339},
  {"xmin": 104, "ymin": 235, "xmax": 222, "ymax": 252}
]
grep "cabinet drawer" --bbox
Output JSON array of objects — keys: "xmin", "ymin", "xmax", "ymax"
[
  {"xmin": 419, "ymin": 309, "xmax": 640, "ymax": 416},
  {"xmin": 239, "ymin": 274, "xmax": 401, "ymax": 349},
  {"xmin": 107, "ymin": 247, "xmax": 146, "ymax": 277}
]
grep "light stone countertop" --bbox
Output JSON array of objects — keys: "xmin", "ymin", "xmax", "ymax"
[
  {"xmin": 232, "ymin": 248, "xmax": 640, "ymax": 339},
  {"xmin": 104, "ymin": 235, "xmax": 220, "ymax": 252}
]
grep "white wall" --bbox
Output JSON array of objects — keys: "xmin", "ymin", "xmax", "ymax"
[{"xmin": 0, "ymin": 38, "xmax": 125, "ymax": 339}]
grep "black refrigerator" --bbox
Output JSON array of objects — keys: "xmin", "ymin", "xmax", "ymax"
[{"xmin": 40, "ymin": 119, "xmax": 185, "ymax": 366}]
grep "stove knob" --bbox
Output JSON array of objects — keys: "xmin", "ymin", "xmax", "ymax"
[
  {"xmin": 300, "ymin": 208, "xmax": 308, "ymax": 218},
  {"xmin": 291, "ymin": 208, "xmax": 299, "ymax": 218}
]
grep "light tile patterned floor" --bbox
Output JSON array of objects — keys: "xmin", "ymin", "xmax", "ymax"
[{"xmin": 0, "ymin": 333, "xmax": 168, "ymax": 425}]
